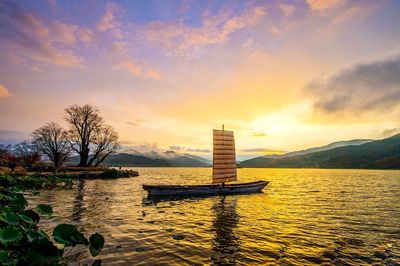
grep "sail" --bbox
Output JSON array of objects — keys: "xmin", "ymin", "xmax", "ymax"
[{"xmin": 212, "ymin": 129, "xmax": 237, "ymax": 183}]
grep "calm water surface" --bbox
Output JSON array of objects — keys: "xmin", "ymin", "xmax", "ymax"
[{"xmin": 26, "ymin": 168, "xmax": 400, "ymax": 265}]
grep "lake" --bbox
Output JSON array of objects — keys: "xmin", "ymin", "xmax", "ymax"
[{"xmin": 25, "ymin": 168, "xmax": 400, "ymax": 265}]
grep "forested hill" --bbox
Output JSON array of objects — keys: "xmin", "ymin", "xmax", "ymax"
[
  {"xmin": 68, "ymin": 151, "xmax": 211, "ymax": 167},
  {"xmin": 240, "ymin": 134, "xmax": 400, "ymax": 169}
]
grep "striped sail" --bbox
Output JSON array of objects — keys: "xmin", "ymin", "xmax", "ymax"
[{"xmin": 212, "ymin": 129, "xmax": 237, "ymax": 183}]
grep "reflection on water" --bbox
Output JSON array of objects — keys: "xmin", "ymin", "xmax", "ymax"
[
  {"xmin": 72, "ymin": 179, "xmax": 85, "ymax": 221},
  {"xmin": 25, "ymin": 168, "xmax": 400, "ymax": 265},
  {"xmin": 211, "ymin": 197, "xmax": 240, "ymax": 265}
]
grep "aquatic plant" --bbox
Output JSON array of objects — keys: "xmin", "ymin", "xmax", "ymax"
[{"xmin": 0, "ymin": 174, "xmax": 105, "ymax": 265}]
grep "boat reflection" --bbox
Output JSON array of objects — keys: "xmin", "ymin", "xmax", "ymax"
[{"xmin": 211, "ymin": 196, "xmax": 240, "ymax": 265}]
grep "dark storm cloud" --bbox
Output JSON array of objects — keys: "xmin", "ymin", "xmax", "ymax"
[{"xmin": 306, "ymin": 55, "xmax": 400, "ymax": 113}]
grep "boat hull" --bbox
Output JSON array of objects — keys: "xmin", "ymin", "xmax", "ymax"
[{"xmin": 143, "ymin": 180, "xmax": 269, "ymax": 196}]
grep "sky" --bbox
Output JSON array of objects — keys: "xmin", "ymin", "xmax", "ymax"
[{"xmin": 0, "ymin": 0, "xmax": 400, "ymax": 160}]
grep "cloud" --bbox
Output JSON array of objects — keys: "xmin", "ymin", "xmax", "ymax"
[
  {"xmin": 0, "ymin": 2, "xmax": 86, "ymax": 67},
  {"xmin": 330, "ymin": 6, "xmax": 361, "ymax": 25},
  {"xmin": 146, "ymin": 69, "xmax": 161, "ymax": 80},
  {"xmin": 306, "ymin": 55, "xmax": 400, "ymax": 115},
  {"xmin": 0, "ymin": 85, "xmax": 12, "ymax": 97},
  {"xmin": 169, "ymin": 145, "xmax": 184, "ymax": 151},
  {"xmin": 253, "ymin": 132, "xmax": 267, "ymax": 137},
  {"xmin": 97, "ymin": 2, "xmax": 122, "ymax": 38},
  {"xmin": 114, "ymin": 60, "xmax": 141, "ymax": 76},
  {"xmin": 78, "ymin": 28, "xmax": 94, "ymax": 43},
  {"xmin": 187, "ymin": 148, "xmax": 211, "ymax": 153},
  {"xmin": 279, "ymin": 4, "xmax": 295, "ymax": 16},
  {"xmin": 126, "ymin": 121, "xmax": 139, "ymax": 127},
  {"xmin": 306, "ymin": 0, "xmax": 346, "ymax": 12},
  {"xmin": 381, "ymin": 128, "xmax": 399, "ymax": 137},
  {"xmin": 143, "ymin": 5, "xmax": 266, "ymax": 57},
  {"xmin": 114, "ymin": 59, "xmax": 161, "ymax": 80}
]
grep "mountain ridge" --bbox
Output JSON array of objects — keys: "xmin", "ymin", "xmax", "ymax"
[{"xmin": 240, "ymin": 134, "xmax": 400, "ymax": 169}]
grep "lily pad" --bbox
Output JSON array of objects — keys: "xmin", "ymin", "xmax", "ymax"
[
  {"xmin": 0, "ymin": 250, "xmax": 9, "ymax": 263},
  {"xmin": 0, "ymin": 193, "xmax": 13, "ymax": 202},
  {"xmin": 0, "ymin": 226, "xmax": 23, "ymax": 246},
  {"xmin": 53, "ymin": 224, "xmax": 88, "ymax": 246},
  {"xmin": 0, "ymin": 209, "xmax": 19, "ymax": 225},
  {"xmin": 36, "ymin": 204, "xmax": 53, "ymax": 216},
  {"xmin": 89, "ymin": 233, "xmax": 105, "ymax": 257},
  {"xmin": 25, "ymin": 238, "xmax": 62, "ymax": 266},
  {"xmin": 172, "ymin": 234, "xmax": 185, "ymax": 240},
  {"xmin": 10, "ymin": 193, "xmax": 27, "ymax": 211},
  {"xmin": 22, "ymin": 210, "xmax": 40, "ymax": 225},
  {"xmin": 19, "ymin": 214, "xmax": 34, "ymax": 225},
  {"xmin": 27, "ymin": 230, "xmax": 48, "ymax": 242}
]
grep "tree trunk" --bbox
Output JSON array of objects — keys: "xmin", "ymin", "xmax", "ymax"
[{"xmin": 78, "ymin": 149, "xmax": 89, "ymax": 167}]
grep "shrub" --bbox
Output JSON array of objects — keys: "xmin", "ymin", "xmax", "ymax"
[{"xmin": 100, "ymin": 168, "xmax": 119, "ymax": 179}]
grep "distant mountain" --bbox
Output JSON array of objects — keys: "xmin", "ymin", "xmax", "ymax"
[
  {"xmin": 100, "ymin": 150, "xmax": 211, "ymax": 167},
  {"xmin": 103, "ymin": 153, "xmax": 171, "ymax": 167},
  {"xmin": 240, "ymin": 135, "xmax": 400, "ymax": 169},
  {"xmin": 153, "ymin": 150, "xmax": 210, "ymax": 167},
  {"xmin": 262, "ymin": 139, "xmax": 373, "ymax": 159}
]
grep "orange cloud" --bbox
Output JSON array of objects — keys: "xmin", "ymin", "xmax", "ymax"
[
  {"xmin": 306, "ymin": 0, "xmax": 346, "ymax": 12},
  {"xmin": 97, "ymin": 2, "xmax": 122, "ymax": 38},
  {"xmin": 1, "ymin": 3, "xmax": 86, "ymax": 67},
  {"xmin": 143, "ymin": 6, "xmax": 266, "ymax": 57},
  {"xmin": 146, "ymin": 69, "xmax": 161, "ymax": 80},
  {"xmin": 0, "ymin": 85, "xmax": 12, "ymax": 98},
  {"xmin": 114, "ymin": 60, "xmax": 161, "ymax": 80},
  {"xmin": 279, "ymin": 4, "xmax": 295, "ymax": 16},
  {"xmin": 78, "ymin": 28, "xmax": 94, "ymax": 43}
]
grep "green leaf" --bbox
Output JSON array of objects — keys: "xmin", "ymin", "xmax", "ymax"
[
  {"xmin": 27, "ymin": 230, "xmax": 48, "ymax": 242},
  {"xmin": 36, "ymin": 204, "xmax": 53, "ymax": 216},
  {"xmin": 52, "ymin": 224, "xmax": 88, "ymax": 247},
  {"xmin": 10, "ymin": 193, "xmax": 27, "ymax": 211},
  {"xmin": 18, "ymin": 214, "xmax": 33, "ymax": 224},
  {"xmin": 25, "ymin": 238, "xmax": 62, "ymax": 266},
  {"xmin": 0, "ymin": 193, "xmax": 13, "ymax": 202},
  {"xmin": 89, "ymin": 233, "xmax": 105, "ymax": 257},
  {"xmin": 22, "ymin": 210, "xmax": 40, "ymax": 225},
  {"xmin": 0, "ymin": 249, "xmax": 17, "ymax": 266},
  {"xmin": 0, "ymin": 250, "xmax": 9, "ymax": 262},
  {"xmin": 0, "ymin": 226, "xmax": 23, "ymax": 246},
  {"xmin": 0, "ymin": 209, "xmax": 19, "ymax": 225}
]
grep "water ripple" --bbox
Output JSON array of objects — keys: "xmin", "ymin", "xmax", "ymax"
[{"xmin": 25, "ymin": 168, "xmax": 400, "ymax": 265}]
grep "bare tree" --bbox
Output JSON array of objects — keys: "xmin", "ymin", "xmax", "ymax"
[
  {"xmin": 64, "ymin": 104, "xmax": 103, "ymax": 167},
  {"xmin": 14, "ymin": 141, "xmax": 41, "ymax": 169},
  {"xmin": 88, "ymin": 125, "xmax": 120, "ymax": 167},
  {"xmin": 0, "ymin": 144, "xmax": 11, "ymax": 165},
  {"xmin": 32, "ymin": 122, "xmax": 71, "ymax": 173}
]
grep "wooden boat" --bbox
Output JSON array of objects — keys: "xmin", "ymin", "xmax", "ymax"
[{"xmin": 143, "ymin": 126, "xmax": 269, "ymax": 197}]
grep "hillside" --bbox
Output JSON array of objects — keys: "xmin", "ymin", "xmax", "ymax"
[
  {"xmin": 67, "ymin": 150, "xmax": 211, "ymax": 167},
  {"xmin": 103, "ymin": 153, "xmax": 171, "ymax": 167},
  {"xmin": 241, "ymin": 134, "xmax": 400, "ymax": 169},
  {"xmin": 264, "ymin": 139, "xmax": 373, "ymax": 159}
]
